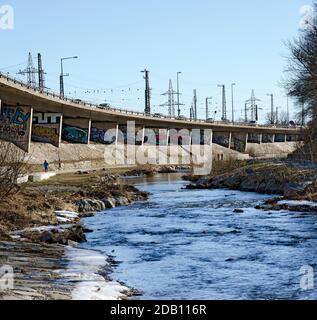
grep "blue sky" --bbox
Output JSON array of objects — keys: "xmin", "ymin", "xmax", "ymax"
[{"xmin": 0, "ymin": 0, "xmax": 313, "ymax": 122}]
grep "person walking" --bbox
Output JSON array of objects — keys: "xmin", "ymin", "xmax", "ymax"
[{"xmin": 43, "ymin": 160, "xmax": 49, "ymax": 173}]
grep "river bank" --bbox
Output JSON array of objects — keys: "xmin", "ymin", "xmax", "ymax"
[
  {"xmin": 0, "ymin": 167, "xmax": 155, "ymax": 300},
  {"xmin": 185, "ymin": 159, "xmax": 317, "ymax": 212}
]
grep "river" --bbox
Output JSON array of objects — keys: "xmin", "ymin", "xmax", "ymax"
[{"xmin": 80, "ymin": 174, "xmax": 317, "ymax": 300}]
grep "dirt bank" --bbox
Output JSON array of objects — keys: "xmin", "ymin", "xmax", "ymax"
[
  {"xmin": 0, "ymin": 168, "xmax": 151, "ymax": 300},
  {"xmin": 185, "ymin": 159, "xmax": 317, "ymax": 201}
]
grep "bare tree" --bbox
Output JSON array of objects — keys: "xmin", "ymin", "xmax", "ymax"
[
  {"xmin": 284, "ymin": 2, "xmax": 317, "ymax": 157},
  {"xmin": 0, "ymin": 141, "xmax": 29, "ymax": 200},
  {"xmin": 284, "ymin": 4, "xmax": 317, "ymax": 127},
  {"xmin": 278, "ymin": 111, "xmax": 290, "ymax": 126},
  {"xmin": 265, "ymin": 112, "xmax": 276, "ymax": 125}
]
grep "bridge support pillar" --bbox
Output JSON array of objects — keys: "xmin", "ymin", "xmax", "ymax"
[
  {"xmin": 245, "ymin": 133, "xmax": 248, "ymax": 152},
  {"xmin": 87, "ymin": 119, "xmax": 92, "ymax": 145},
  {"xmin": 228, "ymin": 132, "xmax": 232, "ymax": 149},
  {"xmin": 58, "ymin": 115, "xmax": 63, "ymax": 148},
  {"xmin": 166, "ymin": 128, "xmax": 170, "ymax": 146},
  {"xmin": 141, "ymin": 126, "xmax": 146, "ymax": 146},
  {"xmin": 115, "ymin": 123, "xmax": 119, "ymax": 145}
]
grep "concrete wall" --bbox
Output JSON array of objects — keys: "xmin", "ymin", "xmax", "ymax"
[
  {"xmin": 0, "ymin": 103, "xmax": 33, "ymax": 152},
  {"xmin": 246, "ymin": 142, "xmax": 297, "ymax": 158}
]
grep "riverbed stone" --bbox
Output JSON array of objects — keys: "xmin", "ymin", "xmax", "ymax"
[
  {"xmin": 102, "ymin": 197, "xmax": 116, "ymax": 209},
  {"xmin": 75, "ymin": 199, "xmax": 106, "ymax": 213}
]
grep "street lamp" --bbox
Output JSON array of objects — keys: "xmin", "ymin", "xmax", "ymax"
[
  {"xmin": 231, "ymin": 83, "xmax": 236, "ymax": 123},
  {"xmin": 177, "ymin": 72, "xmax": 182, "ymax": 117},
  {"xmin": 218, "ymin": 84, "xmax": 227, "ymax": 121},
  {"xmin": 60, "ymin": 56, "xmax": 78, "ymax": 98}
]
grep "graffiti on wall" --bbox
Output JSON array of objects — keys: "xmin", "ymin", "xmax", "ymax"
[
  {"xmin": 0, "ymin": 106, "xmax": 32, "ymax": 152},
  {"xmin": 62, "ymin": 126, "xmax": 88, "ymax": 144},
  {"xmin": 232, "ymin": 137, "xmax": 246, "ymax": 153},
  {"xmin": 275, "ymin": 134, "xmax": 286, "ymax": 143},
  {"xmin": 213, "ymin": 135, "xmax": 229, "ymax": 148},
  {"xmin": 90, "ymin": 127, "xmax": 116, "ymax": 145},
  {"xmin": 248, "ymin": 134, "xmax": 261, "ymax": 144},
  {"xmin": 32, "ymin": 113, "xmax": 62, "ymax": 147},
  {"xmin": 262, "ymin": 134, "xmax": 274, "ymax": 144}
]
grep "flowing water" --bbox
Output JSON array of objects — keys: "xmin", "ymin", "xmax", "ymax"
[{"xmin": 81, "ymin": 174, "xmax": 317, "ymax": 300}]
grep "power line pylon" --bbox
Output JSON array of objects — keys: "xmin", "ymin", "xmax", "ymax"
[
  {"xmin": 18, "ymin": 52, "xmax": 38, "ymax": 87},
  {"xmin": 245, "ymin": 89, "xmax": 261, "ymax": 122},
  {"xmin": 160, "ymin": 80, "xmax": 179, "ymax": 117}
]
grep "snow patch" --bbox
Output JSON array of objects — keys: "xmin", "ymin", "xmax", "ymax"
[
  {"xmin": 277, "ymin": 200, "xmax": 317, "ymax": 207},
  {"xmin": 61, "ymin": 247, "xmax": 130, "ymax": 300}
]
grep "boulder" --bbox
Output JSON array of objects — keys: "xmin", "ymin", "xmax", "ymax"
[
  {"xmin": 75, "ymin": 199, "xmax": 106, "ymax": 213},
  {"xmin": 233, "ymin": 209, "xmax": 244, "ymax": 213},
  {"xmin": 115, "ymin": 197, "xmax": 130, "ymax": 206},
  {"xmin": 102, "ymin": 197, "xmax": 116, "ymax": 209}
]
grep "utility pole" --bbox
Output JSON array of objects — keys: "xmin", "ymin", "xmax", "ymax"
[
  {"xmin": 141, "ymin": 69, "xmax": 151, "ymax": 115},
  {"xmin": 205, "ymin": 97, "xmax": 212, "ymax": 120},
  {"xmin": 276, "ymin": 106, "xmax": 279, "ymax": 125},
  {"xmin": 177, "ymin": 72, "xmax": 182, "ymax": 117},
  {"xmin": 231, "ymin": 83, "xmax": 236, "ymax": 123},
  {"xmin": 218, "ymin": 84, "xmax": 227, "ymax": 121},
  {"xmin": 37, "ymin": 53, "xmax": 46, "ymax": 91},
  {"xmin": 244, "ymin": 103, "xmax": 248, "ymax": 122},
  {"xmin": 193, "ymin": 89, "xmax": 197, "ymax": 121},
  {"xmin": 60, "ymin": 56, "xmax": 78, "ymax": 98},
  {"xmin": 18, "ymin": 52, "xmax": 37, "ymax": 87},
  {"xmin": 267, "ymin": 93, "xmax": 274, "ymax": 124}
]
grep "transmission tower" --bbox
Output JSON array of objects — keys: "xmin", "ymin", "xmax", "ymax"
[
  {"xmin": 245, "ymin": 90, "xmax": 261, "ymax": 122},
  {"xmin": 160, "ymin": 80, "xmax": 179, "ymax": 117},
  {"xmin": 18, "ymin": 52, "xmax": 38, "ymax": 87}
]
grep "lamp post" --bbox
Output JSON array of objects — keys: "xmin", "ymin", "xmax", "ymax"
[
  {"xmin": 231, "ymin": 83, "xmax": 236, "ymax": 123},
  {"xmin": 177, "ymin": 72, "xmax": 182, "ymax": 117},
  {"xmin": 218, "ymin": 84, "xmax": 227, "ymax": 121},
  {"xmin": 60, "ymin": 56, "xmax": 78, "ymax": 98}
]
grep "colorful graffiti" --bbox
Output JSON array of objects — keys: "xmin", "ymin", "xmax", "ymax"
[
  {"xmin": 262, "ymin": 134, "xmax": 274, "ymax": 143},
  {"xmin": 275, "ymin": 134, "xmax": 286, "ymax": 143},
  {"xmin": 0, "ymin": 106, "xmax": 32, "ymax": 152},
  {"xmin": 62, "ymin": 126, "xmax": 88, "ymax": 144},
  {"xmin": 90, "ymin": 127, "xmax": 116, "ymax": 145},
  {"xmin": 32, "ymin": 113, "xmax": 61, "ymax": 147},
  {"xmin": 248, "ymin": 134, "xmax": 261, "ymax": 144}
]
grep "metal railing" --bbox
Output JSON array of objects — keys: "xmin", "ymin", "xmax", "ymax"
[{"xmin": 0, "ymin": 71, "xmax": 300, "ymax": 130}]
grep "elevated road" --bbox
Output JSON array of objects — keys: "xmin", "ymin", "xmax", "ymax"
[{"xmin": 0, "ymin": 73, "xmax": 301, "ymax": 135}]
